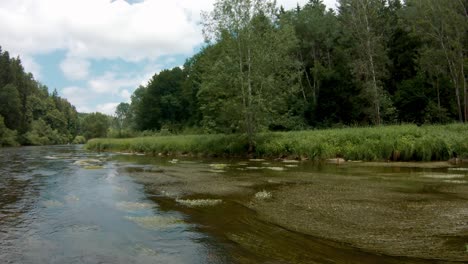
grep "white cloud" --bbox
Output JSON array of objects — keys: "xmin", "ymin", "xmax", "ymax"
[
  {"xmin": 96, "ymin": 102, "xmax": 120, "ymax": 115},
  {"xmin": 0, "ymin": 0, "xmax": 336, "ymax": 62},
  {"xmin": 1, "ymin": 0, "xmax": 338, "ymax": 114},
  {"xmin": 60, "ymin": 56, "xmax": 90, "ymax": 80},
  {"xmin": 120, "ymin": 89, "xmax": 132, "ymax": 102},
  {"xmin": 0, "ymin": 0, "xmax": 208, "ymax": 62},
  {"xmin": 61, "ymin": 67, "xmax": 155, "ymax": 113},
  {"xmin": 88, "ymin": 72, "xmax": 144, "ymax": 94},
  {"xmin": 20, "ymin": 55, "xmax": 42, "ymax": 79}
]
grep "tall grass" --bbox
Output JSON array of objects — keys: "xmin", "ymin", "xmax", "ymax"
[{"xmin": 86, "ymin": 124, "xmax": 468, "ymax": 161}]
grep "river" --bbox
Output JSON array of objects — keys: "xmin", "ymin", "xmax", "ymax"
[{"xmin": 0, "ymin": 145, "xmax": 467, "ymax": 263}]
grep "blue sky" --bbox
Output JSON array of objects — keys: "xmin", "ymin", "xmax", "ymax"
[{"xmin": 0, "ymin": 0, "xmax": 337, "ymax": 115}]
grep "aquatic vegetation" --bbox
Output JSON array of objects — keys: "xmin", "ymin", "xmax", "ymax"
[
  {"xmin": 42, "ymin": 200, "xmax": 64, "ymax": 207},
  {"xmin": 208, "ymin": 169, "xmax": 226, "ymax": 173},
  {"xmin": 74, "ymin": 159, "xmax": 102, "ymax": 166},
  {"xmin": 133, "ymin": 244, "xmax": 159, "ymax": 256},
  {"xmin": 113, "ymin": 186, "xmax": 128, "ymax": 193},
  {"xmin": 249, "ymin": 159, "xmax": 266, "ymax": 162},
  {"xmin": 68, "ymin": 224, "xmax": 100, "ymax": 232},
  {"xmin": 125, "ymin": 215, "xmax": 182, "ymax": 230},
  {"xmin": 266, "ymin": 167, "xmax": 285, "ymax": 171},
  {"xmin": 65, "ymin": 195, "xmax": 80, "ymax": 203},
  {"xmin": 86, "ymin": 124, "xmax": 468, "ymax": 161},
  {"xmin": 74, "ymin": 159, "xmax": 105, "ymax": 170},
  {"xmin": 255, "ymin": 190, "xmax": 272, "ymax": 199},
  {"xmin": 209, "ymin": 163, "xmax": 229, "ymax": 170},
  {"xmin": 420, "ymin": 173, "xmax": 465, "ymax": 179},
  {"xmin": 116, "ymin": 201, "xmax": 153, "ymax": 211},
  {"xmin": 443, "ymin": 180, "xmax": 467, "ymax": 184},
  {"xmin": 176, "ymin": 198, "xmax": 222, "ymax": 207},
  {"xmin": 282, "ymin": 159, "xmax": 300, "ymax": 163},
  {"xmin": 448, "ymin": 168, "xmax": 468, "ymax": 171},
  {"xmin": 84, "ymin": 165, "xmax": 104, "ymax": 170}
]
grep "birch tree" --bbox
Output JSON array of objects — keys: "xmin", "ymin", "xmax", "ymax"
[
  {"xmin": 339, "ymin": 0, "xmax": 388, "ymax": 125},
  {"xmin": 405, "ymin": 0, "xmax": 467, "ymax": 122},
  {"xmin": 201, "ymin": 0, "xmax": 300, "ymax": 151}
]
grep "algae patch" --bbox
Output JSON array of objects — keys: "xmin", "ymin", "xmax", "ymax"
[
  {"xmin": 176, "ymin": 198, "xmax": 222, "ymax": 207},
  {"xmin": 42, "ymin": 200, "xmax": 64, "ymax": 208},
  {"xmin": 116, "ymin": 201, "xmax": 153, "ymax": 211},
  {"xmin": 65, "ymin": 195, "xmax": 80, "ymax": 203},
  {"xmin": 125, "ymin": 215, "xmax": 183, "ymax": 230},
  {"xmin": 421, "ymin": 173, "xmax": 465, "ymax": 179},
  {"xmin": 255, "ymin": 190, "xmax": 272, "ymax": 199}
]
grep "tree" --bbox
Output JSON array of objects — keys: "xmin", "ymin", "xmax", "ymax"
[
  {"xmin": 202, "ymin": 0, "xmax": 301, "ymax": 150},
  {"xmin": 0, "ymin": 84, "xmax": 21, "ymax": 130},
  {"xmin": 81, "ymin": 113, "xmax": 109, "ymax": 139},
  {"xmin": 0, "ymin": 115, "xmax": 18, "ymax": 147},
  {"xmin": 405, "ymin": 0, "xmax": 467, "ymax": 122},
  {"xmin": 339, "ymin": 0, "xmax": 389, "ymax": 125},
  {"xmin": 114, "ymin": 102, "xmax": 131, "ymax": 136}
]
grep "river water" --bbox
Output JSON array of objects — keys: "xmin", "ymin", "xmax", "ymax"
[{"xmin": 0, "ymin": 145, "xmax": 467, "ymax": 263}]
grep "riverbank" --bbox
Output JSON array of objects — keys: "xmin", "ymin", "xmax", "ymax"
[{"xmin": 86, "ymin": 124, "xmax": 468, "ymax": 162}]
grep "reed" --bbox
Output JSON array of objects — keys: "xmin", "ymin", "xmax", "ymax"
[{"xmin": 86, "ymin": 124, "xmax": 468, "ymax": 161}]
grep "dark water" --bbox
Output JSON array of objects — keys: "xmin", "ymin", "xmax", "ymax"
[{"xmin": 0, "ymin": 145, "xmax": 466, "ymax": 263}]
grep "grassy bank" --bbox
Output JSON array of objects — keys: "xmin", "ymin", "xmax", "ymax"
[{"xmin": 86, "ymin": 124, "xmax": 468, "ymax": 161}]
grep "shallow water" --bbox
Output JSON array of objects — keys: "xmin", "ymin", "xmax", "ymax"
[{"xmin": 0, "ymin": 145, "xmax": 467, "ymax": 263}]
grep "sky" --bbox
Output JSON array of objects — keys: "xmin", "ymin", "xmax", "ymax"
[{"xmin": 0, "ymin": 0, "xmax": 337, "ymax": 115}]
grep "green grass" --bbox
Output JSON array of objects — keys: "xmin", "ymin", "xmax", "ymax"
[{"xmin": 86, "ymin": 124, "xmax": 468, "ymax": 161}]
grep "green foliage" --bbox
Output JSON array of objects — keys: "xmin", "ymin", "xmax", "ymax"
[
  {"xmin": 0, "ymin": 115, "xmax": 18, "ymax": 147},
  {"xmin": 87, "ymin": 124, "xmax": 468, "ymax": 161},
  {"xmin": 24, "ymin": 119, "xmax": 68, "ymax": 145},
  {"xmin": 72, "ymin": 135, "xmax": 86, "ymax": 144},
  {"xmin": 81, "ymin": 112, "xmax": 110, "ymax": 140},
  {"xmin": 0, "ymin": 46, "xmax": 79, "ymax": 147},
  {"xmin": 201, "ymin": 0, "xmax": 302, "ymax": 149}
]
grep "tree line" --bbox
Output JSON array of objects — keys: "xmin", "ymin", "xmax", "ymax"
[
  {"xmin": 0, "ymin": 46, "xmax": 114, "ymax": 146},
  {"xmin": 115, "ymin": 0, "xmax": 466, "ymax": 148}
]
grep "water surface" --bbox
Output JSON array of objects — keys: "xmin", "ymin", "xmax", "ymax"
[{"xmin": 0, "ymin": 145, "xmax": 467, "ymax": 263}]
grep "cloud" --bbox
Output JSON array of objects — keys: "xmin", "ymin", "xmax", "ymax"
[
  {"xmin": 0, "ymin": 0, "xmax": 209, "ymax": 62},
  {"xmin": 61, "ymin": 66, "xmax": 156, "ymax": 113},
  {"xmin": 96, "ymin": 102, "xmax": 120, "ymax": 115},
  {"xmin": 120, "ymin": 90, "xmax": 132, "ymax": 102},
  {"xmin": 20, "ymin": 55, "xmax": 42, "ymax": 79},
  {"xmin": 88, "ymin": 72, "xmax": 145, "ymax": 94},
  {"xmin": 0, "ymin": 0, "xmax": 334, "ymax": 62},
  {"xmin": 60, "ymin": 56, "xmax": 90, "ymax": 80}
]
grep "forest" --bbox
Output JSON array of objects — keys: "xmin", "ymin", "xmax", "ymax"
[
  {"xmin": 1, "ymin": 0, "xmax": 467, "ymax": 149},
  {"xmin": 0, "ymin": 47, "xmax": 113, "ymax": 146},
  {"xmin": 112, "ymin": 0, "xmax": 466, "ymax": 148}
]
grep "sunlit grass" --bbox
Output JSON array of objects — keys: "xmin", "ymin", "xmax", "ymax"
[{"xmin": 86, "ymin": 124, "xmax": 468, "ymax": 161}]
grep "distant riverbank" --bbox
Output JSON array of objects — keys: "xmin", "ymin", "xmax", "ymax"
[{"xmin": 86, "ymin": 124, "xmax": 468, "ymax": 162}]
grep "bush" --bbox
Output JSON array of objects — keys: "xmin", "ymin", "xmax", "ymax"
[
  {"xmin": 0, "ymin": 115, "xmax": 18, "ymax": 147},
  {"xmin": 72, "ymin": 135, "xmax": 87, "ymax": 144}
]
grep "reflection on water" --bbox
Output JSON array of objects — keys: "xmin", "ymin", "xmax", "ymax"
[
  {"xmin": 0, "ymin": 145, "xmax": 467, "ymax": 263},
  {"xmin": 0, "ymin": 146, "xmax": 222, "ymax": 264}
]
